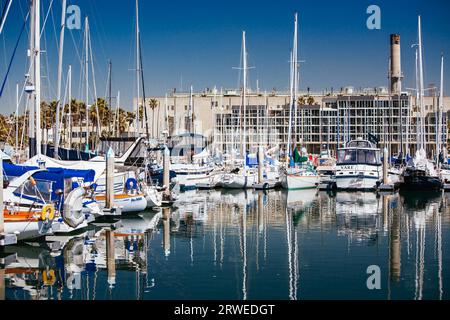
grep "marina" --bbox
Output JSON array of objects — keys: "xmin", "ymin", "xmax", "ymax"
[
  {"xmin": 1, "ymin": 189, "xmax": 449, "ymax": 300},
  {"xmin": 1, "ymin": 0, "xmax": 450, "ymax": 304}
]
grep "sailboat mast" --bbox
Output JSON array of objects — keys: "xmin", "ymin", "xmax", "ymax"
[
  {"xmin": 438, "ymin": 54, "xmax": 444, "ymax": 157},
  {"xmin": 28, "ymin": 0, "xmax": 36, "ymax": 158},
  {"xmin": 415, "ymin": 48, "xmax": 420, "ymax": 153},
  {"xmin": 85, "ymin": 17, "xmax": 90, "ymax": 151},
  {"xmin": 287, "ymin": 50, "xmax": 294, "ymax": 163},
  {"xmin": 293, "ymin": 13, "xmax": 299, "ymax": 149},
  {"xmin": 287, "ymin": 13, "xmax": 298, "ymax": 166},
  {"xmin": 242, "ymin": 30, "xmax": 247, "ymax": 159},
  {"xmin": 15, "ymin": 83, "xmax": 19, "ymax": 155},
  {"xmin": 35, "ymin": 0, "xmax": 41, "ymax": 156},
  {"xmin": 418, "ymin": 15, "xmax": 425, "ymax": 152},
  {"xmin": 189, "ymin": 85, "xmax": 193, "ymax": 133},
  {"xmin": 108, "ymin": 59, "xmax": 112, "ymax": 134},
  {"xmin": 135, "ymin": 0, "xmax": 141, "ymax": 137},
  {"xmin": 54, "ymin": 0, "xmax": 67, "ymax": 158}
]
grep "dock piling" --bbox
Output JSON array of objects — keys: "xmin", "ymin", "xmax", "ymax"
[
  {"xmin": 163, "ymin": 207, "xmax": 171, "ymax": 257},
  {"xmin": 258, "ymin": 146, "xmax": 264, "ymax": 184},
  {"xmin": 378, "ymin": 147, "xmax": 395, "ymax": 192},
  {"xmin": 106, "ymin": 229, "xmax": 116, "ymax": 287},
  {"xmin": 163, "ymin": 147, "xmax": 171, "ymax": 197},
  {"xmin": 106, "ymin": 147, "xmax": 115, "ymax": 210}
]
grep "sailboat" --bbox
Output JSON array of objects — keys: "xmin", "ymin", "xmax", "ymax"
[
  {"xmin": 400, "ymin": 16, "xmax": 442, "ymax": 191},
  {"xmin": 280, "ymin": 13, "xmax": 319, "ymax": 190},
  {"xmin": 221, "ymin": 31, "xmax": 258, "ymax": 189}
]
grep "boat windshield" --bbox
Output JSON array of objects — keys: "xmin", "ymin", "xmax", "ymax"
[
  {"xmin": 14, "ymin": 178, "xmax": 53, "ymax": 202},
  {"xmin": 338, "ymin": 149, "xmax": 379, "ymax": 165}
]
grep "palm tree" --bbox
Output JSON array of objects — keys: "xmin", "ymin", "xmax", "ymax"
[
  {"xmin": 297, "ymin": 96, "xmax": 306, "ymax": 106},
  {"xmin": 149, "ymin": 98, "xmax": 158, "ymax": 138},
  {"xmin": 307, "ymin": 96, "xmax": 315, "ymax": 105}
]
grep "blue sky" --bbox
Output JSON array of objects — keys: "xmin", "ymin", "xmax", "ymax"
[{"xmin": 1, "ymin": 0, "xmax": 450, "ymax": 114}]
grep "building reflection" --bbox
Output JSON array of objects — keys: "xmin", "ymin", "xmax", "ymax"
[{"xmin": 1, "ymin": 189, "xmax": 448, "ymax": 300}]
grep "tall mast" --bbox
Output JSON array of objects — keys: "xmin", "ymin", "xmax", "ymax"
[
  {"xmin": 287, "ymin": 50, "xmax": 294, "ymax": 163},
  {"xmin": 85, "ymin": 17, "xmax": 90, "ymax": 152},
  {"xmin": 287, "ymin": 13, "xmax": 298, "ymax": 166},
  {"xmin": 293, "ymin": 12, "xmax": 299, "ymax": 148},
  {"xmin": 242, "ymin": 30, "xmax": 247, "ymax": 159},
  {"xmin": 54, "ymin": 0, "xmax": 67, "ymax": 158},
  {"xmin": 438, "ymin": 54, "xmax": 444, "ymax": 157},
  {"xmin": 135, "ymin": 0, "xmax": 141, "ymax": 137},
  {"xmin": 108, "ymin": 59, "xmax": 112, "ymax": 134},
  {"xmin": 68, "ymin": 65, "xmax": 72, "ymax": 149},
  {"xmin": 189, "ymin": 85, "xmax": 194, "ymax": 133},
  {"xmin": 15, "ymin": 82, "xmax": 19, "ymax": 156},
  {"xmin": 35, "ymin": 0, "xmax": 41, "ymax": 156},
  {"xmin": 28, "ymin": 0, "xmax": 36, "ymax": 158},
  {"xmin": 417, "ymin": 15, "xmax": 425, "ymax": 152},
  {"xmin": 415, "ymin": 48, "xmax": 420, "ymax": 152}
]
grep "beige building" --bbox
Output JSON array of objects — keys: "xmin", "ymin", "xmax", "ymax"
[{"xmin": 142, "ymin": 88, "xmax": 449, "ymax": 157}]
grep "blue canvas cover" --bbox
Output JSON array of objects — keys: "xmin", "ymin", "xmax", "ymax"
[{"xmin": 2, "ymin": 163, "xmax": 96, "ymax": 206}]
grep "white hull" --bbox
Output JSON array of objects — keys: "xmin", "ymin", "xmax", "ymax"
[
  {"xmin": 95, "ymin": 194, "xmax": 148, "ymax": 213},
  {"xmin": 336, "ymin": 165, "xmax": 381, "ymax": 190},
  {"xmin": 143, "ymin": 186, "xmax": 163, "ymax": 208},
  {"xmin": 281, "ymin": 172, "xmax": 319, "ymax": 190},
  {"xmin": 4, "ymin": 221, "xmax": 52, "ymax": 241},
  {"xmin": 222, "ymin": 173, "xmax": 257, "ymax": 189}
]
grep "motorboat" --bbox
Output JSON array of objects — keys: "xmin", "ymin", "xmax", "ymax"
[{"xmin": 335, "ymin": 138, "xmax": 382, "ymax": 191}]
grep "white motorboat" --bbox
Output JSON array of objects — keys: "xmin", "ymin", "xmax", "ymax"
[{"xmin": 335, "ymin": 138, "xmax": 382, "ymax": 191}]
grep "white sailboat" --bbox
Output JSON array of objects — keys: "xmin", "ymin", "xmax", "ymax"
[
  {"xmin": 280, "ymin": 13, "xmax": 319, "ymax": 190},
  {"xmin": 400, "ymin": 16, "xmax": 442, "ymax": 191},
  {"xmin": 222, "ymin": 31, "xmax": 258, "ymax": 189}
]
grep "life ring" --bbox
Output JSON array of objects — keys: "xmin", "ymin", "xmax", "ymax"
[
  {"xmin": 41, "ymin": 204, "xmax": 55, "ymax": 221},
  {"xmin": 125, "ymin": 178, "xmax": 138, "ymax": 191},
  {"xmin": 42, "ymin": 269, "xmax": 56, "ymax": 286}
]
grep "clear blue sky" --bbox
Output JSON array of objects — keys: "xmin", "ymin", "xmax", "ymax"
[{"xmin": 1, "ymin": 0, "xmax": 450, "ymax": 114}]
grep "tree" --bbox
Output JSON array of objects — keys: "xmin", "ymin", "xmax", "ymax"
[{"xmin": 149, "ymin": 98, "xmax": 158, "ymax": 138}]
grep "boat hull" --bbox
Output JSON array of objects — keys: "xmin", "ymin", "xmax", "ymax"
[
  {"xmin": 400, "ymin": 174, "xmax": 442, "ymax": 191},
  {"xmin": 222, "ymin": 173, "xmax": 257, "ymax": 189},
  {"xmin": 95, "ymin": 194, "xmax": 148, "ymax": 213},
  {"xmin": 281, "ymin": 173, "xmax": 319, "ymax": 190},
  {"xmin": 335, "ymin": 164, "xmax": 381, "ymax": 191}
]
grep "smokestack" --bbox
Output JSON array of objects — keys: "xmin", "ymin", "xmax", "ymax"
[{"xmin": 390, "ymin": 34, "xmax": 402, "ymax": 94}]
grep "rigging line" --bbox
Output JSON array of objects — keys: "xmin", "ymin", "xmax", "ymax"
[
  {"xmin": 88, "ymin": 28, "xmax": 101, "ymax": 143},
  {"xmin": 0, "ymin": 12, "xmax": 29, "ymax": 98},
  {"xmin": 139, "ymin": 34, "xmax": 149, "ymax": 137},
  {"xmin": 70, "ymin": 26, "xmax": 84, "ymax": 99},
  {"xmin": 0, "ymin": 0, "xmax": 12, "ymax": 35},
  {"xmin": 88, "ymin": 0, "xmax": 108, "ymax": 77},
  {"xmin": 42, "ymin": 22, "xmax": 55, "ymax": 100},
  {"xmin": 39, "ymin": 0, "xmax": 54, "ymax": 39},
  {"xmin": 49, "ymin": 0, "xmax": 59, "ymax": 52}
]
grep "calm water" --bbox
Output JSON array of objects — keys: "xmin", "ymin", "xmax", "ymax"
[{"xmin": 1, "ymin": 189, "xmax": 449, "ymax": 300}]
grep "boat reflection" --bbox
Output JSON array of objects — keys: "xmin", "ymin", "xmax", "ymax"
[{"xmin": 1, "ymin": 189, "xmax": 448, "ymax": 300}]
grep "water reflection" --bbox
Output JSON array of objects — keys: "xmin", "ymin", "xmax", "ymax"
[{"xmin": 1, "ymin": 189, "xmax": 449, "ymax": 300}]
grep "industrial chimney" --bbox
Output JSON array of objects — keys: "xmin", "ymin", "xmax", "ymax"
[{"xmin": 390, "ymin": 34, "xmax": 402, "ymax": 94}]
